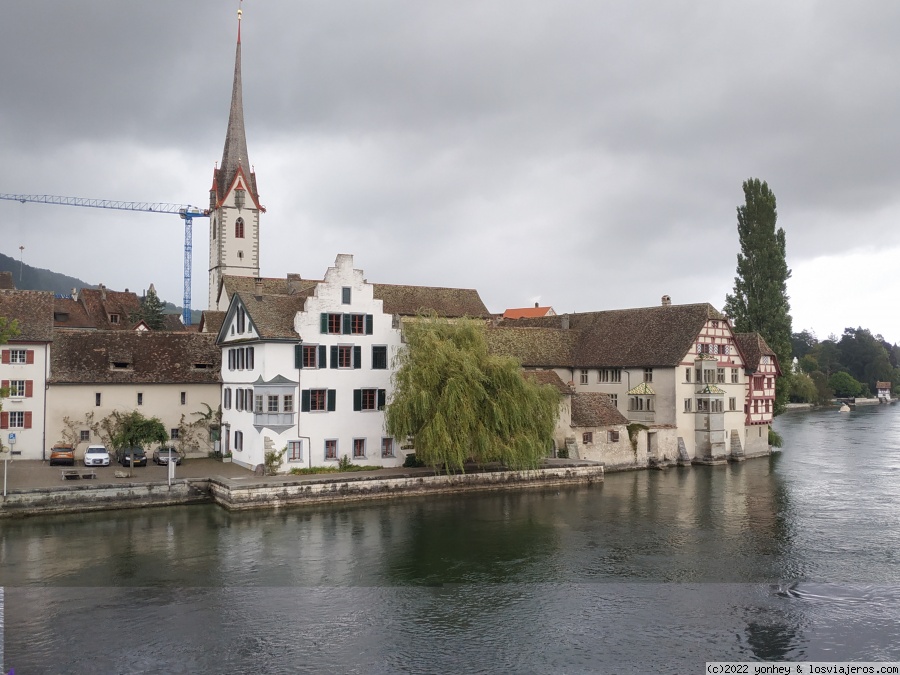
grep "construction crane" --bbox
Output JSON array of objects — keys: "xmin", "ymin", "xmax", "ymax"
[{"xmin": 0, "ymin": 193, "xmax": 209, "ymax": 326}]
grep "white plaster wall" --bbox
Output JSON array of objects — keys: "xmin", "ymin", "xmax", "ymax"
[{"xmin": 1, "ymin": 344, "xmax": 49, "ymax": 460}]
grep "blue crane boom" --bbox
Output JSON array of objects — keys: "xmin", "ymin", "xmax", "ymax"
[{"xmin": 0, "ymin": 193, "xmax": 209, "ymax": 326}]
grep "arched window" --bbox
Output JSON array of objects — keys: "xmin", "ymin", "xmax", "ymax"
[
  {"xmin": 235, "ymin": 217, "xmax": 245, "ymax": 239},
  {"xmin": 212, "ymin": 218, "xmax": 217, "ymax": 239}
]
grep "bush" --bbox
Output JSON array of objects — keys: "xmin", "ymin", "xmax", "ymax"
[
  {"xmin": 403, "ymin": 453, "xmax": 426, "ymax": 468},
  {"xmin": 768, "ymin": 428, "xmax": 783, "ymax": 448},
  {"xmin": 556, "ymin": 445, "xmax": 569, "ymax": 459},
  {"xmin": 264, "ymin": 447, "xmax": 286, "ymax": 475}
]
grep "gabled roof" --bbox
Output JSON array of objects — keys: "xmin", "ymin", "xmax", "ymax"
[
  {"xmin": 372, "ymin": 283, "xmax": 490, "ymax": 318},
  {"xmin": 734, "ymin": 332, "xmax": 780, "ymax": 374},
  {"xmin": 49, "ymin": 331, "xmax": 220, "ymax": 384},
  {"xmin": 219, "ymin": 292, "xmax": 307, "ymax": 343},
  {"xmin": 53, "ymin": 296, "xmax": 95, "ymax": 330},
  {"xmin": 503, "ymin": 306, "xmax": 555, "ymax": 319},
  {"xmin": 523, "ymin": 369, "xmax": 574, "ymax": 395},
  {"xmin": 485, "ymin": 327, "xmax": 576, "ymax": 367},
  {"xmin": 219, "ymin": 274, "xmax": 491, "ymax": 324},
  {"xmin": 161, "ymin": 314, "xmax": 187, "ymax": 332},
  {"xmin": 0, "ymin": 290, "xmax": 55, "ymax": 342},
  {"xmin": 78, "ymin": 287, "xmax": 142, "ymax": 330},
  {"xmin": 497, "ymin": 303, "xmax": 726, "ymax": 367},
  {"xmin": 571, "ymin": 392, "xmax": 629, "ymax": 427},
  {"xmin": 876, "ymin": 381, "xmax": 892, "ymax": 389},
  {"xmin": 199, "ymin": 310, "xmax": 227, "ymax": 335}
]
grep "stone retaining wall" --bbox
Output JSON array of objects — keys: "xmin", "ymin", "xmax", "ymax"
[
  {"xmin": 209, "ymin": 465, "xmax": 605, "ymax": 511},
  {"xmin": 0, "ymin": 480, "xmax": 211, "ymax": 518}
]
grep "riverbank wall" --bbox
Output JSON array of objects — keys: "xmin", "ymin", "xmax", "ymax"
[
  {"xmin": 207, "ymin": 464, "xmax": 605, "ymax": 511},
  {"xmin": 0, "ymin": 462, "xmax": 604, "ymax": 518}
]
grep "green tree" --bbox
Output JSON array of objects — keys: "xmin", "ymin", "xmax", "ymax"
[
  {"xmin": 791, "ymin": 329, "xmax": 817, "ymax": 360},
  {"xmin": 828, "ymin": 371, "xmax": 864, "ymax": 398},
  {"xmin": 385, "ymin": 317, "xmax": 559, "ymax": 473},
  {"xmin": 99, "ymin": 410, "xmax": 168, "ymax": 473},
  {"xmin": 131, "ymin": 284, "xmax": 167, "ymax": 330},
  {"xmin": 724, "ymin": 178, "xmax": 793, "ymax": 415},
  {"xmin": 788, "ymin": 373, "xmax": 817, "ymax": 403},
  {"xmin": 809, "ymin": 371, "xmax": 833, "ymax": 404},
  {"xmin": 798, "ymin": 354, "xmax": 818, "ymax": 374}
]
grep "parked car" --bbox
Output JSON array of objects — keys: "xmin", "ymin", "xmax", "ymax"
[
  {"xmin": 49, "ymin": 444, "xmax": 75, "ymax": 466},
  {"xmin": 152, "ymin": 446, "xmax": 183, "ymax": 465},
  {"xmin": 115, "ymin": 446, "xmax": 147, "ymax": 467},
  {"xmin": 83, "ymin": 444, "xmax": 110, "ymax": 467}
]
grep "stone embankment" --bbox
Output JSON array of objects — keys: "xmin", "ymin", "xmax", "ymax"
[{"xmin": 0, "ymin": 459, "xmax": 604, "ymax": 518}]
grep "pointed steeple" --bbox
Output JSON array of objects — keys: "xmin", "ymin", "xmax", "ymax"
[{"xmin": 216, "ymin": 2, "xmax": 257, "ymax": 205}]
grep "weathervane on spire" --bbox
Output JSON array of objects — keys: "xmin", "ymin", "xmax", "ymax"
[{"xmin": 237, "ymin": 0, "xmax": 243, "ymax": 43}]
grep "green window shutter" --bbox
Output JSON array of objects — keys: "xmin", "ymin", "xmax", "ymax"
[
  {"xmin": 295, "ymin": 344, "xmax": 302, "ymax": 369},
  {"xmin": 365, "ymin": 314, "xmax": 373, "ymax": 335},
  {"xmin": 377, "ymin": 389, "xmax": 386, "ymax": 410},
  {"xmin": 320, "ymin": 313, "xmax": 328, "ymax": 333},
  {"xmin": 342, "ymin": 313, "xmax": 351, "ymax": 335},
  {"xmin": 301, "ymin": 390, "xmax": 310, "ymax": 412},
  {"xmin": 318, "ymin": 345, "xmax": 326, "ymax": 368},
  {"xmin": 353, "ymin": 346, "xmax": 362, "ymax": 369},
  {"xmin": 353, "ymin": 389, "xmax": 362, "ymax": 411},
  {"xmin": 330, "ymin": 346, "xmax": 338, "ymax": 369},
  {"xmin": 327, "ymin": 390, "xmax": 336, "ymax": 412}
]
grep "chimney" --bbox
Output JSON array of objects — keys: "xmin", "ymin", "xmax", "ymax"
[
  {"xmin": 661, "ymin": 295, "xmax": 671, "ymax": 307},
  {"xmin": 71, "ymin": 288, "xmax": 78, "ymax": 302},
  {"xmin": 254, "ymin": 277, "xmax": 263, "ymax": 300},
  {"xmin": 560, "ymin": 314, "xmax": 570, "ymax": 330},
  {"xmin": 534, "ymin": 302, "xmax": 539, "ymax": 308},
  {"xmin": 100, "ymin": 284, "xmax": 106, "ymax": 301}
]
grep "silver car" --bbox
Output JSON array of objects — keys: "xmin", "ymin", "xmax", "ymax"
[
  {"xmin": 153, "ymin": 447, "xmax": 183, "ymax": 465},
  {"xmin": 83, "ymin": 445, "xmax": 110, "ymax": 466}
]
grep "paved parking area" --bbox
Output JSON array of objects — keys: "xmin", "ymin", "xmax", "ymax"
[{"xmin": 1, "ymin": 458, "xmax": 256, "ymax": 490}]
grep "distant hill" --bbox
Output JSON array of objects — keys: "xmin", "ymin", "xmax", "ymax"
[{"xmin": 0, "ymin": 251, "xmax": 201, "ymax": 323}]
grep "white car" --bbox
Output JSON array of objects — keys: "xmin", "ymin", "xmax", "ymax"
[{"xmin": 83, "ymin": 445, "xmax": 110, "ymax": 467}]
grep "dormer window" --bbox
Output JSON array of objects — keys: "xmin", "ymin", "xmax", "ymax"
[
  {"xmin": 111, "ymin": 361, "xmax": 131, "ymax": 370},
  {"xmin": 109, "ymin": 314, "xmax": 120, "ymax": 324}
]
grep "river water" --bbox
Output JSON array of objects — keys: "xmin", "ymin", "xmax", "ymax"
[{"xmin": 2, "ymin": 405, "xmax": 900, "ymax": 673}]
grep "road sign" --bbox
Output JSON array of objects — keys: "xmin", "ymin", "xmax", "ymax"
[{"xmin": 8, "ymin": 433, "xmax": 15, "ymax": 444}]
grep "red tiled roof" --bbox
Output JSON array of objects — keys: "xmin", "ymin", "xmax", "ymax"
[{"xmin": 503, "ymin": 306, "xmax": 553, "ymax": 319}]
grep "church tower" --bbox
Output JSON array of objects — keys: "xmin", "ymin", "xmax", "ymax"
[{"xmin": 209, "ymin": 3, "xmax": 264, "ymax": 310}]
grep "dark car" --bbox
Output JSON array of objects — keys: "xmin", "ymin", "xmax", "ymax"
[
  {"xmin": 152, "ymin": 446, "xmax": 183, "ymax": 465},
  {"xmin": 49, "ymin": 444, "xmax": 76, "ymax": 466},
  {"xmin": 115, "ymin": 446, "xmax": 147, "ymax": 467}
]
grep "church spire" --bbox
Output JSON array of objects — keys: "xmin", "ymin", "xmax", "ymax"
[{"xmin": 216, "ymin": 1, "xmax": 256, "ymax": 205}]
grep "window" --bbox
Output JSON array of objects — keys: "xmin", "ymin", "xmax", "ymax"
[
  {"xmin": 582, "ymin": 432, "xmax": 593, "ymax": 444},
  {"xmin": 288, "ymin": 440, "xmax": 303, "ymax": 462},
  {"xmin": 325, "ymin": 439, "xmax": 338, "ymax": 460},
  {"xmin": 353, "ymin": 438, "xmax": 366, "ymax": 459},
  {"xmin": 247, "ymin": 347, "xmax": 254, "ymax": 370},
  {"xmin": 80, "ymin": 430, "xmax": 91, "ymax": 442},
  {"xmin": 338, "ymin": 345, "xmax": 352, "ymax": 368},
  {"xmin": 598, "ymin": 369, "xmax": 608, "ymax": 383},
  {"xmin": 137, "ymin": 392, "xmax": 143, "ymax": 406},
  {"xmin": 181, "ymin": 392, "xmax": 186, "ymax": 405},
  {"xmin": 712, "ymin": 399, "xmax": 723, "ymax": 413},
  {"xmin": 354, "ymin": 388, "xmax": 386, "ymax": 411},
  {"xmin": 300, "ymin": 344, "xmax": 323, "ymax": 368},
  {"xmin": 235, "ymin": 217, "xmax": 245, "ymax": 238},
  {"xmin": 8, "ymin": 412, "xmax": 24, "ymax": 428},
  {"xmin": 95, "ymin": 393, "xmax": 102, "ymax": 407},
  {"xmin": 283, "ymin": 394, "xmax": 294, "ymax": 413},
  {"xmin": 302, "ymin": 389, "xmax": 336, "ymax": 412},
  {"xmin": 761, "ymin": 355, "xmax": 771, "ymax": 364},
  {"xmin": 697, "ymin": 399, "xmax": 710, "ymax": 413},
  {"xmin": 644, "ymin": 368, "xmax": 653, "ymax": 382},
  {"xmin": 350, "ymin": 314, "xmax": 365, "ymax": 334},
  {"xmin": 381, "ymin": 437, "xmax": 395, "ymax": 458},
  {"xmin": 7, "ymin": 349, "xmax": 29, "ymax": 364},
  {"xmin": 729, "ymin": 397, "xmax": 736, "ymax": 411},
  {"xmin": 766, "ymin": 378, "xmax": 773, "ymax": 389},
  {"xmin": 171, "ymin": 428, "xmax": 180, "ymax": 440},
  {"xmin": 608, "ymin": 430, "xmax": 620, "ymax": 443},
  {"xmin": 685, "ymin": 368, "xmax": 692, "ymax": 383},
  {"xmin": 109, "ymin": 314, "xmax": 120, "ymax": 325},
  {"xmin": 684, "ymin": 398, "xmax": 693, "ymax": 412},
  {"xmin": 224, "ymin": 388, "xmax": 232, "ymax": 410},
  {"xmin": 703, "ymin": 369, "xmax": 716, "ymax": 384},
  {"xmin": 267, "ymin": 395, "xmax": 279, "ymax": 413},
  {"xmin": 580, "ymin": 369, "xmax": 588, "ymax": 385},
  {"xmin": 731, "ymin": 368, "xmax": 739, "ymax": 384},
  {"xmin": 717, "ymin": 368, "xmax": 725, "ymax": 384},
  {"xmin": 234, "ymin": 431, "xmax": 243, "ymax": 451},
  {"xmin": 608, "ymin": 394, "xmax": 618, "ymax": 407},
  {"xmin": 610, "ymin": 369, "xmax": 621, "ymax": 383},
  {"xmin": 325, "ymin": 313, "xmax": 342, "ymax": 334},
  {"xmin": 372, "ymin": 346, "xmax": 388, "ymax": 370},
  {"xmin": 342, "ymin": 287, "xmax": 351, "ymax": 304},
  {"xmin": 238, "ymin": 250, "xmax": 244, "ymax": 259},
  {"xmin": 6, "ymin": 380, "xmax": 27, "ymax": 398},
  {"xmin": 255, "ymin": 395, "xmax": 264, "ymax": 413},
  {"xmin": 237, "ymin": 308, "xmax": 245, "ymax": 333}
]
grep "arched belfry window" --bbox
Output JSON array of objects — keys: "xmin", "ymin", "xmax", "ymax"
[{"xmin": 235, "ymin": 217, "xmax": 245, "ymax": 239}]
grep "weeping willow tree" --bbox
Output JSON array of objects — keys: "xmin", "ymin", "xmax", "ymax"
[{"xmin": 385, "ymin": 317, "xmax": 559, "ymax": 473}]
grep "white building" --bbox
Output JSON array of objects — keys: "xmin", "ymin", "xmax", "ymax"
[{"xmin": 216, "ymin": 254, "xmax": 490, "ymax": 472}]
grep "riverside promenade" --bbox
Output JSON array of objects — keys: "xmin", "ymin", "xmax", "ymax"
[{"xmin": 0, "ymin": 458, "xmax": 605, "ymax": 517}]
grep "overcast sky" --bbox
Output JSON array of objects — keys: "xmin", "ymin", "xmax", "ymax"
[{"xmin": 2, "ymin": 1, "xmax": 900, "ymax": 344}]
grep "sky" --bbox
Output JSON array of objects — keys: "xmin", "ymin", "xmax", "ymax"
[{"xmin": 2, "ymin": 1, "xmax": 900, "ymax": 344}]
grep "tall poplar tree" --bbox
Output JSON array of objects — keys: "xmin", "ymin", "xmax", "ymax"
[{"xmin": 724, "ymin": 178, "xmax": 793, "ymax": 414}]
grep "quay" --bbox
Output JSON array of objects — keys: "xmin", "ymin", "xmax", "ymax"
[{"xmin": 0, "ymin": 458, "xmax": 605, "ymax": 518}]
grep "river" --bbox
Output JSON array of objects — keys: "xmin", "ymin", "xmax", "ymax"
[{"xmin": 2, "ymin": 405, "xmax": 900, "ymax": 673}]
